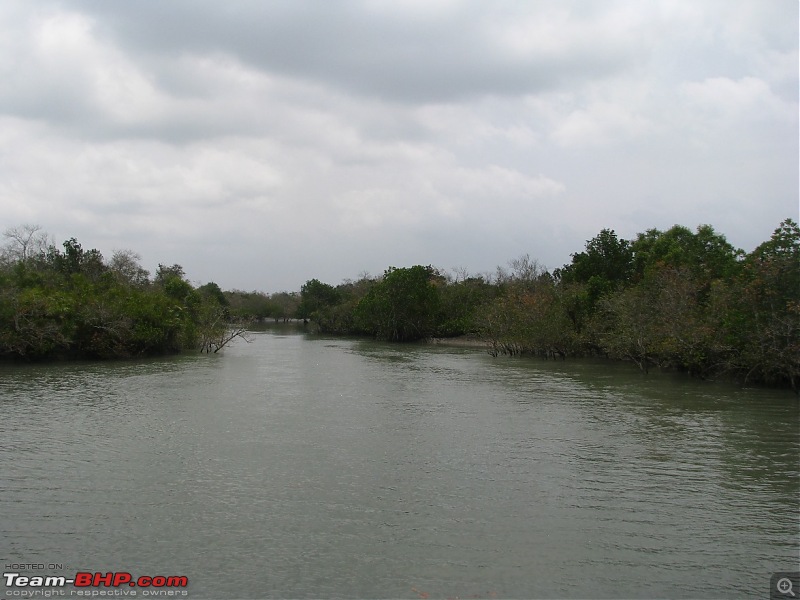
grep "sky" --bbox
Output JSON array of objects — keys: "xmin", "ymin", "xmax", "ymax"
[{"xmin": 0, "ymin": 1, "xmax": 797, "ymax": 292}]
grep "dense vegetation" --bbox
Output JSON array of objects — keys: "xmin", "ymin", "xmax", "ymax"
[
  {"xmin": 0, "ymin": 227, "xmax": 251, "ymax": 359},
  {"xmin": 296, "ymin": 219, "xmax": 799, "ymax": 390},
  {"xmin": 1, "ymin": 219, "xmax": 797, "ymax": 389}
]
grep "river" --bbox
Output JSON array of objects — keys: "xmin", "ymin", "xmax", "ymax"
[{"xmin": 1, "ymin": 325, "xmax": 798, "ymax": 598}]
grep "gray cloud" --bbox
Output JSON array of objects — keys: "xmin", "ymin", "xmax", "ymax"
[
  {"xmin": 0, "ymin": 0, "xmax": 796, "ymax": 292},
  {"xmin": 68, "ymin": 1, "xmax": 636, "ymax": 103}
]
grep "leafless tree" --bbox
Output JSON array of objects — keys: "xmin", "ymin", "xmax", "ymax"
[
  {"xmin": 197, "ymin": 305, "xmax": 253, "ymax": 353},
  {"xmin": 2, "ymin": 224, "xmax": 51, "ymax": 263},
  {"xmin": 109, "ymin": 249, "xmax": 150, "ymax": 285},
  {"xmin": 508, "ymin": 253, "xmax": 545, "ymax": 284},
  {"xmin": 450, "ymin": 265, "xmax": 471, "ymax": 283}
]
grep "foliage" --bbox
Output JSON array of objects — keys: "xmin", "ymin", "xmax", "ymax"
[
  {"xmin": 630, "ymin": 224, "xmax": 743, "ymax": 284},
  {"xmin": 558, "ymin": 229, "xmax": 632, "ymax": 301},
  {"xmin": 198, "ymin": 282, "xmax": 229, "ymax": 308},
  {"xmin": 0, "ymin": 232, "xmax": 249, "ymax": 360},
  {"xmin": 354, "ymin": 266, "xmax": 441, "ymax": 341},
  {"xmin": 224, "ymin": 290, "xmax": 276, "ymax": 321},
  {"xmin": 297, "ymin": 279, "xmax": 342, "ymax": 320},
  {"xmin": 483, "ymin": 287, "xmax": 573, "ymax": 358},
  {"xmin": 108, "ymin": 249, "xmax": 150, "ymax": 286},
  {"xmin": 725, "ymin": 219, "xmax": 800, "ymax": 388},
  {"xmin": 265, "ymin": 218, "xmax": 798, "ymax": 388},
  {"xmin": 436, "ymin": 275, "xmax": 498, "ymax": 337},
  {"xmin": 269, "ymin": 291, "xmax": 300, "ymax": 322},
  {"xmin": 2, "ymin": 219, "xmax": 797, "ymax": 389},
  {"xmin": 479, "ymin": 219, "xmax": 798, "ymax": 388}
]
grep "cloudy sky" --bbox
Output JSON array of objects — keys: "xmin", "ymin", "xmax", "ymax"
[{"xmin": 0, "ymin": 1, "xmax": 796, "ymax": 292}]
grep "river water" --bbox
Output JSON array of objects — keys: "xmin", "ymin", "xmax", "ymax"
[{"xmin": 1, "ymin": 326, "xmax": 798, "ymax": 598}]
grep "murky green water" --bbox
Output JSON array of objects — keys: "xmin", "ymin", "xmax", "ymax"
[{"xmin": 1, "ymin": 326, "xmax": 798, "ymax": 598}]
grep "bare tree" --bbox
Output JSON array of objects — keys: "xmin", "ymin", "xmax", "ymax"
[
  {"xmin": 451, "ymin": 265, "xmax": 470, "ymax": 283},
  {"xmin": 2, "ymin": 224, "xmax": 51, "ymax": 263},
  {"xmin": 109, "ymin": 249, "xmax": 150, "ymax": 285},
  {"xmin": 508, "ymin": 253, "xmax": 545, "ymax": 284},
  {"xmin": 197, "ymin": 305, "xmax": 253, "ymax": 353}
]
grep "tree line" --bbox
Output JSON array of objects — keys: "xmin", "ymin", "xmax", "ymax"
[
  {"xmin": 0, "ymin": 225, "xmax": 252, "ymax": 359},
  {"xmin": 1, "ymin": 219, "xmax": 797, "ymax": 389},
  {"xmin": 294, "ymin": 219, "xmax": 799, "ymax": 390}
]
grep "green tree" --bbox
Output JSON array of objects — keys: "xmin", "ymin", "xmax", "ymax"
[
  {"xmin": 270, "ymin": 291, "xmax": 300, "ymax": 322},
  {"xmin": 224, "ymin": 290, "xmax": 276, "ymax": 321},
  {"xmin": 354, "ymin": 265, "xmax": 441, "ymax": 341},
  {"xmin": 437, "ymin": 275, "xmax": 497, "ymax": 337},
  {"xmin": 480, "ymin": 280, "xmax": 575, "ymax": 358},
  {"xmin": 45, "ymin": 238, "xmax": 106, "ymax": 281},
  {"xmin": 557, "ymin": 229, "xmax": 633, "ymax": 311},
  {"xmin": 561, "ymin": 229, "xmax": 633, "ymax": 284},
  {"xmin": 631, "ymin": 224, "xmax": 742, "ymax": 283},
  {"xmin": 198, "ymin": 282, "xmax": 229, "ymax": 308},
  {"xmin": 593, "ymin": 285, "xmax": 655, "ymax": 371},
  {"xmin": 732, "ymin": 218, "xmax": 800, "ymax": 388},
  {"xmin": 297, "ymin": 278, "xmax": 342, "ymax": 320},
  {"xmin": 155, "ymin": 263, "xmax": 186, "ymax": 283},
  {"xmin": 0, "ymin": 285, "xmax": 72, "ymax": 358},
  {"xmin": 306, "ymin": 275, "xmax": 377, "ymax": 335},
  {"xmin": 0, "ymin": 232, "xmax": 255, "ymax": 360}
]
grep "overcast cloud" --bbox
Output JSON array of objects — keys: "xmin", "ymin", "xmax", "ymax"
[{"xmin": 0, "ymin": 0, "xmax": 796, "ymax": 291}]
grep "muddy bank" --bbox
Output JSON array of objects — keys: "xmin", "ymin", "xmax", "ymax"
[{"xmin": 425, "ymin": 335, "xmax": 490, "ymax": 349}]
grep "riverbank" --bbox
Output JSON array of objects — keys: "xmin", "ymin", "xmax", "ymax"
[
  {"xmin": 425, "ymin": 333, "xmax": 799, "ymax": 393},
  {"xmin": 424, "ymin": 335, "xmax": 490, "ymax": 349}
]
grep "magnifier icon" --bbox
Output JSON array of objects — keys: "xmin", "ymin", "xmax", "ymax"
[{"xmin": 778, "ymin": 578, "xmax": 796, "ymax": 597}]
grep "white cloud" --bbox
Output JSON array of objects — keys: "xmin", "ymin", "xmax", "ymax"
[
  {"xmin": 680, "ymin": 76, "xmax": 794, "ymax": 120},
  {"xmin": 32, "ymin": 11, "xmax": 170, "ymax": 125},
  {"xmin": 0, "ymin": 1, "xmax": 795, "ymax": 290},
  {"xmin": 551, "ymin": 101, "xmax": 654, "ymax": 147}
]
